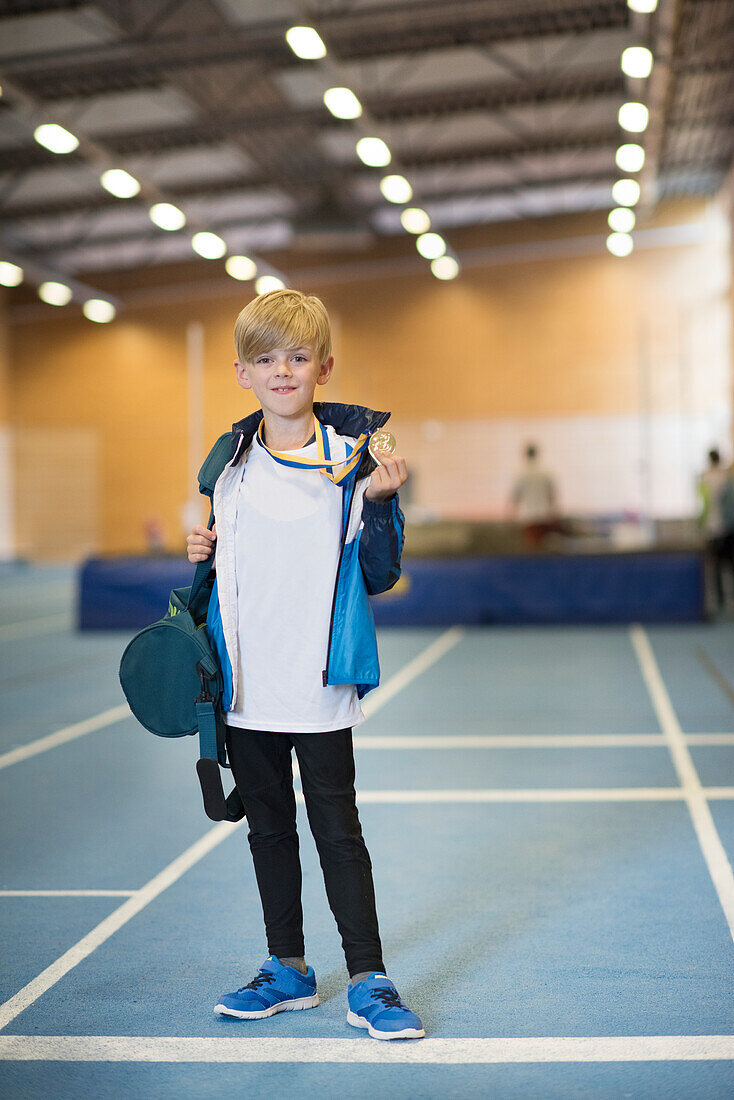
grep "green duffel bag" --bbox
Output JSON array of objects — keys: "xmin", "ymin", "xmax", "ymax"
[{"xmin": 119, "ymin": 525, "xmax": 244, "ymax": 823}]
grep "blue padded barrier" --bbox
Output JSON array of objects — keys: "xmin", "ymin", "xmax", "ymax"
[
  {"xmin": 79, "ymin": 550, "xmax": 704, "ymax": 630},
  {"xmin": 371, "ymin": 552, "xmax": 705, "ymax": 625},
  {"xmin": 78, "ymin": 557, "xmax": 193, "ymax": 630}
]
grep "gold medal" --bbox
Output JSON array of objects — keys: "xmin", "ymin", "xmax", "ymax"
[{"xmin": 368, "ymin": 430, "xmax": 397, "ymax": 464}]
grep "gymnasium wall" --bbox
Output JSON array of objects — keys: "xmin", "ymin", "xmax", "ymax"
[{"xmin": 4, "ymin": 195, "xmax": 731, "ymax": 559}]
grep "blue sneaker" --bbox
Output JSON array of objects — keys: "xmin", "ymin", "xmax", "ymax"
[
  {"xmin": 347, "ymin": 973, "xmax": 425, "ymax": 1040},
  {"xmin": 214, "ymin": 956, "xmax": 319, "ymax": 1019}
]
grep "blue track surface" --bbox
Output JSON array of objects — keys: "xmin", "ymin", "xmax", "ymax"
[{"xmin": 1, "ymin": 564, "xmax": 733, "ymax": 1098}]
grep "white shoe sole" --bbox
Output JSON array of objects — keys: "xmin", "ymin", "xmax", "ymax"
[
  {"xmin": 215, "ymin": 994, "xmax": 319, "ymax": 1019},
  {"xmin": 347, "ymin": 1008, "xmax": 425, "ymax": 1040}
]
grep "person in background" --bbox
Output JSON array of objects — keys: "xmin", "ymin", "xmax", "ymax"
[
  {"xmin": 144, "ymin": 517, "xmax": 166, "ymax": 555},
  {"xmin": 510, "ymin": 443, "xmax": 559, "ymax": 549},
  {"xmin": 698, "ymin": 448, "xmax": 733, "ymax": 610}
]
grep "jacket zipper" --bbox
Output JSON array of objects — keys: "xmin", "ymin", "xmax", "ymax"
[
  {"xmin": 322, "ymin": 479, "xmax": 355, "ymax": 686},
  {"xmin": 215, "ymin": 431, "xmax": 246, "ymax": 710}
]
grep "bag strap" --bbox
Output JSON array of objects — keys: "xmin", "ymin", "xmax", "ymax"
[
  {"xmin": 194, "ymin": 662, "xmax": 245, "ymax": 822},
  {"xmin": 186, "ymin": 506, "xmax": 216, "ymax": 611}
]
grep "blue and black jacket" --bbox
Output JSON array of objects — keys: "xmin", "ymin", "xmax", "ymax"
[{"xmin": 197, "ymin": 402, "xmax": 405, "ymax": 707}]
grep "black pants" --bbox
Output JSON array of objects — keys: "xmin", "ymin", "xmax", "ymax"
[{"xmin": 225, "ymin": 725, "xmax": 384, "ymax": 978}]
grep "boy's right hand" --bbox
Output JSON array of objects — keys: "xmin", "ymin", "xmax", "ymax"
[{"xmin": 186, "ymin": 523, "xmax": 217, "ymax": 563}]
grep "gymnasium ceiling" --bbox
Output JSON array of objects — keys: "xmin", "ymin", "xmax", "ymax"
[{"xmin": 0, "ymin": 0, "xmax": 732, "ymax": 303}]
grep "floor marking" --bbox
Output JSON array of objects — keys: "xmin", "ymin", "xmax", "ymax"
[
  {"xmin": 0, "ymin": 613, "xmax": 71, "ymax": 642},
  {"xmin": 1, "ymin": 1035, "xmax": 732, "ymax": 1064},
  {"xmin": 361, "ymin": 626, "xmax": 464, "ymax": 718},
  {"xmin": 0, "ymin": 820, "xmax": 241, "ymax": 1033},
  {"xmin": 630, "ymin": 625, "xmax": 734, "ymax": 942},
  {"xmin": 0, "ymin": 891, "xmax": 136, "ymax": 898},
  {"xmin": 298, "ymin": 787, "xmax": 734, "ymax": 803},
  {"xmin": 354, "ymin": 734, "xmax": 668, "ymax": 749},
  {"xmin": 0, "ymin": 705, "xmax": 131, "ymax": 772}
]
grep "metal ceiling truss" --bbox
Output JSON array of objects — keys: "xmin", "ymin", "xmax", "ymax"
[{"xmin": 0, "ymin": 0, "xmax": 731, "ymax": 295}]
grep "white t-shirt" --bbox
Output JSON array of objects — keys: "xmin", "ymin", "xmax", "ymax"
[
  {"xmin": 511, "ymin": 462, "xmax": 556, "ymax": 522},
  {"xmin": 225, "ymin": 435, "xmax": 364, "ymax": 733}
]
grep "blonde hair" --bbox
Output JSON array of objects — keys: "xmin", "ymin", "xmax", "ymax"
[{"xmin": 234, "ymin": 289, "xmax": 332, "ymax": 364}]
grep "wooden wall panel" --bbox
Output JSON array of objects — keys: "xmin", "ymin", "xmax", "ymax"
[{"xmin": 6, "ymin": 198, "xmax": 731, "ymax": 557}]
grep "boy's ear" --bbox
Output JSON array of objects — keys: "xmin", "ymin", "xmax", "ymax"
[
  {"xmin": 234, "ymin": 359, "xmax": 253, "ymax": 390},
  {"xmin": 316, "ymin": 356, "xmax": 334, "ymax": 386}
]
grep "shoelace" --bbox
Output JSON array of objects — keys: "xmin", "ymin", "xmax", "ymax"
[
  {"xmin": 371, "ymin": 987, "xmax": 405, "ymax": 1009},
  {"xmin": 238, "ymin": 971, "xmax": 276, "ymax": 994}
]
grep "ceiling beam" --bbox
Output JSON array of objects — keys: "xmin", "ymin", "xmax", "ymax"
[
  {"xmin": 0, "ymin": 69, "xmax": 624, "ymax": 174},
  {"xmin": 2, "ymin": 2, "xmax": 630, "ymax": 99}
]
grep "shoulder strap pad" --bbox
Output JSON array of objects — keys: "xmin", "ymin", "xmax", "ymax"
[{"xmin": 198, "ymin": 432, "xmax": 236, "ymax": 496}]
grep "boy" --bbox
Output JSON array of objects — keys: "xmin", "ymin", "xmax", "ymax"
[{"xmin": 186, "ymin": 289, "xmax": 424, "ymax": 1041}]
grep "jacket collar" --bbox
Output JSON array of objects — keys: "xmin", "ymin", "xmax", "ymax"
[{"xmin": 229, "ymin": 402, "xmax": 390, "ymax": 465}]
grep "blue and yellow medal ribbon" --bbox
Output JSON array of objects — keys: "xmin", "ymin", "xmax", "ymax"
[{"xmin": 256, "ymin": 415, "xmax": 370, "ymax": 486}]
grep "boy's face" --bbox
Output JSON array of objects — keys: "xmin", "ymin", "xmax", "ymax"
[{"xmin": 235, "ymin": 346, "xmax": 333, "ymax": 421}]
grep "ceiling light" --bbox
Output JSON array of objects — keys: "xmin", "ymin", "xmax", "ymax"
[
  {"xmin": 149, "ymin": 202, "xmax": 186, "ymax": 230},
  {"xmin": 606, "ymin": 232, "xmax": 634, "ymax": 257},
  {"xmin": 616, "ymin": 143, "xmax": 645, "ymax": 172},
  {"xmin": 431, "ymin": 256, "xmax": 460, "ymax": 281},
  {"xmin": 33, "ymin": 123, "xmax": 79, "ymax": 154},
  {"xmin": 416, "ymin": 232, "xmax": 446, "ymax": 260},
  {"xmin": 0, "ymin": 261, "xmax": 23, "ymax": 287},
  {"xmin": 612, "ymin": 178, "xmax": 641, "ymax": 206},
  {"xmin": 83, "ymin": 298, "xmax": 116, "ymax": 323},
  {"xmin": 100, "ymin": 168, "xmax": 140, "ymax": 198},
  {"xmin": 608, "ymin": 207, "xmax": 636, "ymax": 233},
  {"xmin": 621, "ymin": 46, "xmax": 653, "ymax": 78},
  {"xmin": 38, "ymin": 281, "xmax": 72, "ymax": 306},
  {"xmin": 627, "ymin": 0, "xmax": 657, "ymax": 12},
  {"xmin": 400, "ymin": 208, "xmax": 431, "ymax": 234},
  {"xmin": 323, "ymin": 87, "xmax": 362, "ymax": 120},
  {"xmin": 192, "ymin": 231, "xmax": 226, "ymax": 259},
  {"xmin": 255, "ymin": 275, "xmax": 286, "ymax": 295},
  {"xmin": 226, "ymin": 255, "xmax": 257, "ymax": 281},
  {"xmin": 618, "ymin": 102, "xmax": 649, "ymax": 133},
  {"xmin": 285, "ymin": 26, "xmax": 326, "ymax": 60},
  {"xmin": 355, "ymin": 137, "xmax": 391, "ymax": 167},
  {"xmin": 380, "ymin": 175, "xmax": 413, "ymax": 203}
]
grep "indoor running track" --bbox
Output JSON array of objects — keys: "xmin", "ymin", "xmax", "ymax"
[{"xmin": 1, "ymin": 564, "xmax": 733, "ymax": 1099}]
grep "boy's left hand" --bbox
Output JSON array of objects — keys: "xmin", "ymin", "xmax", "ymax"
[{"xmin": 365, "ymin": 452, "xmax": 408, "ymax": 501}]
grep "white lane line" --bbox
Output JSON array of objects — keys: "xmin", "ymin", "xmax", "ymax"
[
  {"xmin": 296, "ymin": 787, "xmax": 734, "ymax": 803},
  {"xmin": 353, "ymin": 734, "xmax": 667, "ymax": 749},
  {"xmin": 3, "ymin": 720, "xmax": 730, "ymax": 775},
  {"xmin": 0, "ymin": 891, "xmax": 136, "ymax": 898},
  {"xmin": 0, "ymin": 705, "xmax": 131, "ymax": 772},
  {"xmin": 1, "ymin": 1035, "xmax": 732, "ymax": 1064},
  {"xmin": 0, "ymin": 820, "xmax": 241, "ymax": 1033},
  {"xmin": 361, "ymin": 626, "xmax": 464, "ymax": 718},
  {"xmin": 0, "ymin": 614, "xmax": 71, "ymax": 641},
  {"xmin": 630, "ymin": 625, "xmax": 734, "ymax": 943}
]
